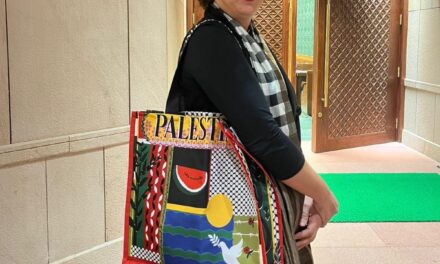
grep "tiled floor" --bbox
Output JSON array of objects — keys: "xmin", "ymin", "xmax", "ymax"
[
  {"xmin": 303, "ymin": 141, "xmax": 440, "ymax": 174},
  {"xmin": 301, "ymin": 141, "xmax": 440, "ymax": 264}
]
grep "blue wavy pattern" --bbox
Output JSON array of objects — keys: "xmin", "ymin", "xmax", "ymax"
[
  {"xmin": 162, "ymin": 210, "xmax": 235, "ymax": 262},
  {"xmin": 163, "ymin": 232, "xmax": 231, "ymax": 255}
]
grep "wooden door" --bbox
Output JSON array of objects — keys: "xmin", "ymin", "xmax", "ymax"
[
  {"xmin": 187, "ymin": 0, "xmax": 205, "ymax": 28},
  {"xmin": 312, "ymin": 0, "xmax": 402, "ymax": 152},
  {"xmin": 254, "ymin": 0, "xmax": 293, "ymax": 75},
  {"xmin": 187, "ymin": 0, "xmax": 295, "ymax": 80}
]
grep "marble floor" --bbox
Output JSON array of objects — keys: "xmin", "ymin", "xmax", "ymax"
[{"xmin": 302, "ymin": 141, "xmax": 440, "ymax": 264}]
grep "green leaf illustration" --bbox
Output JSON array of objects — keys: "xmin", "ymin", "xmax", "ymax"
[
  {"xmin": 139, "ymin": 177, "xmax": 147, "ymax": 186},
  {"xmin": 130, "ymin": 199, "xmax": 136, "ymax": 210},
  {"xmin": 129, "ymin": 217, "xmax": 135, "ymax": 228}
]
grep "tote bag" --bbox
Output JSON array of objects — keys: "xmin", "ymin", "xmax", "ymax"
[{"xmin": 122, "ymin": 110, "xmax": 285, "ymax": 264}]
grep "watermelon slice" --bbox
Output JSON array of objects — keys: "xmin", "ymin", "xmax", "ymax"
[{"xmin": 175, "ymin": 165, "xmax": 208, "ymax": 193}]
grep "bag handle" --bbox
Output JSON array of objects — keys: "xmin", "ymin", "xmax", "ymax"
[
  {"xmin": 166, "ymin": 19, "xmax": 235, "ymax": 113},
  {"xmin": 165, "ymin": 17, "xmax": 250, "ymax": 113}
]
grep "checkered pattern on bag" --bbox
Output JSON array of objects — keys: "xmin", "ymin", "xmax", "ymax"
[
  {"xmin": 268, "ymin": 183, "xmax": 280, "ymax": 240},
  {"xmin": 181, "ymin": 111, "xmax": 224, "ymax": 118},
  {"xmin": 130, "ymin": 245, "xmax": 160, "ymax": 263},
  {"xmin": 209, "ymin": 148, "xmax": 257, "ymax": 216},
  {"xmin": 232, "ymin": 142, "xmax": 250, "ymax": 175},
  {"xmin": 268, "ymin": 182, "xmax": 282, "ymax": 263}
]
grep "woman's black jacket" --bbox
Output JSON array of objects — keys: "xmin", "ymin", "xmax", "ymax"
[{"xmin": 165, "ymin": 5, "xmax": 305, "ymax": 181}]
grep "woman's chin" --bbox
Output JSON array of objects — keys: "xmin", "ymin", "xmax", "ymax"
[
  {"xmin": 238, "ymin": 0, "xmax": 261, "ymax": 14},
  {"xmin": 238, "ymin": 6, "xmax": 259, "ymax": 16}
]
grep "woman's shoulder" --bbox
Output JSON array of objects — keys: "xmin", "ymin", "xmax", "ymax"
[
  {"xmin": 187, "ymin": 19, "xmax": 242, "ymax": 52},
  {"xmin": 191, "ymin": 19, "xmax": 233, "ymax": 38}
]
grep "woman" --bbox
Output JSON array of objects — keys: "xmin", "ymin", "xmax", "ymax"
[{"xmin": 166, "ymin": 0, "xmax": 338, "ymax": 263}]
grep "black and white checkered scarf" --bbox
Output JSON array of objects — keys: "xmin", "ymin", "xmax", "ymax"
[{"xmin": 213, "ymin": 4, "xmax": 299, "ymax": 146}]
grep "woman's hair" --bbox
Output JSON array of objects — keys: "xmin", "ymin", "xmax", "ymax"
[{"xmin": 198, "ymin": 0, "xmax": 214, "ymax": 9}]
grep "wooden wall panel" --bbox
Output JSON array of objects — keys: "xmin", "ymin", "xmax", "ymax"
[{"xmin": 254, "ymin": 0, "xmax": 291, "ymax": 71}]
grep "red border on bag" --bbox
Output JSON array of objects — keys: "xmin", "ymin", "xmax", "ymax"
[{"xmin": 122, "ymin": 111, "xmax": 137, "ymax": 263}]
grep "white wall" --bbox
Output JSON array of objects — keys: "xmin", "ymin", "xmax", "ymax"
[{"xmin": 403, "ymin": 0, "xmax": 440, "ymax": 162}]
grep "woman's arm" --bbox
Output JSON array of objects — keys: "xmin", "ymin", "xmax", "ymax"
[
  {"xmin": 184, "ymin": 24, "xmax": 338, "ymax": 224},
  {"xmin": 282, "ymin": 161, "xmax": 338, "ymax": 226},
  {"xmin": 184, "ymin": 24, "xmax": 305, "ymax": 180}
]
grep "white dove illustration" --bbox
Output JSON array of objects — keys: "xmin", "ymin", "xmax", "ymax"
[{"xmin": 209, "ymin": 234, "xmax": 243, "ymax": 264}]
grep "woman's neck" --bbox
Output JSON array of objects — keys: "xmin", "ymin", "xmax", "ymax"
[{"xmin": 234, "ymin": 16, "xmax": 252, "ymax": 30}]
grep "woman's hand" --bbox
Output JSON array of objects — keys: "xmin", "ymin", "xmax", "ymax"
[
  {"xmin": 294, "ymin": 211, "xmax": 322, "ymax": 250},
  {"xmin": 314, "ymin": 190, "xmax": 338, "ymax": 227},
  {"xmin": 281, "ymin": 161, "xmax": 339, "ymax": 227}
]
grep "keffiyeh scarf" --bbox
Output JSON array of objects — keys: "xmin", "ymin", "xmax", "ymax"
[{"xmin": 213, "ymin": 3, "xmax": 300, "ymax": 147}]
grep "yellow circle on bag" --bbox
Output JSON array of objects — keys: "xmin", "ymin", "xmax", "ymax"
[{"xmin": 206, "ymin": 194, "xmax": 233, "ymax": 228}]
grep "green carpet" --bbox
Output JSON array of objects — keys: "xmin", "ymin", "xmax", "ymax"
[{"xmin": 321, "ymin": 173, "xmax": 440, "ymax": 222}]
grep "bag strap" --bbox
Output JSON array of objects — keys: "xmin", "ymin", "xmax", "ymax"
[{"xmin": 165, "ymin": 18, "xmax": 248, "ymax": 113}]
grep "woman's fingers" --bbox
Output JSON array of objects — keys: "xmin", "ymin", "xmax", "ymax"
[
  {"xmin": 294, "ymin": 227, "xmax": 314, "ymax": 240},
  {"xmin": 295, "ymin": 214, "xmax": 322, "ymax": 250},
  {"xmin": 295, "ymin": 227, "xmax": 317, "ymax": 250},
  {"xmin": 296, "ymin": 236, "xmax": 313, "ymax": 250}
]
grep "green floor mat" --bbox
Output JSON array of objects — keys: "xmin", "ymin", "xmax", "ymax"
[{"xmin": 321, "ymin": 173, "xmax": 440, "ymax": 222}]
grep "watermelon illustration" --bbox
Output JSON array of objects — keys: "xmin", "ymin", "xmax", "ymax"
[{"xmin": 175, "ymin": 165, "xmax": 208, "ymax": 193}]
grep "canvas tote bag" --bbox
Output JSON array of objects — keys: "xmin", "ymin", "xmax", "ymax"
[{"xmin": 122, "ymin": 110, "xmax": 285, "ymax": 264}]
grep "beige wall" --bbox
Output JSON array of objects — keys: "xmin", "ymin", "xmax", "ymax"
[
  {"xmin": 0, "ymin": 0, "xmax": 185, "ymax": 263},
  {"xmin": 130, "ymin": 0, "xmax": 168, "ymax": 112},
  {"xmin": 167, "ymin": 0, "xmax": 186, "ymax": 88},
  {"xmin": 7, "ymin": 0, "xmax": 129, "ymax": 143},
  {"xmin": 403, "ymin": 0, "xmax": 440, "ymax": 162}
]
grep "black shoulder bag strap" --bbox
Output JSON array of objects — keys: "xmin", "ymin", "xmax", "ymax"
[{"xmin": 165, "ymin": 18, "xmax": 249, "ymax": 113}]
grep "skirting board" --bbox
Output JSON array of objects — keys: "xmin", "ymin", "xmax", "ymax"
[
  {"xmin": 50, "ymin": 237, "xmax": 123, "ymax": 264},
  {"xmin": 402, "ymin": 129, "xmax": 440, "ymax": 162}
]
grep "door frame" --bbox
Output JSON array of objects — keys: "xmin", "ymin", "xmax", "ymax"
[
  {"xmin": 187, "ymin": 0, "xmax": 194, "ymax": 30},
  {"xmin": 398, "ymin": 0, "xmax": 408, "ymax": 141},
  {"xmin": 311, "ymin": 0, "xmax": 327, "ymax": 153},
  {"xmin": 288, "ymin": 0, "xmax": 297, "ymax": 86},
  {"xmin": 187, "ymin": 0, "xmax": 204, "ymax": 30},
  {"xmin": 311, "ymin": 0, "xmax": 407, "ymax": 153}
]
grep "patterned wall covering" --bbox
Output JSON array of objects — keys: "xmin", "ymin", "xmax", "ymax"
[
  {"xmin": 327, "ymin": 0, "xmax": 392, "ymax": 139},
  {"xmin": 296, "ymin": 0, "xmax": 315, "ymax": 56},
  {"xmin": 254, "ymin": 0, "xmax": 289, "ymax": 67}
]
